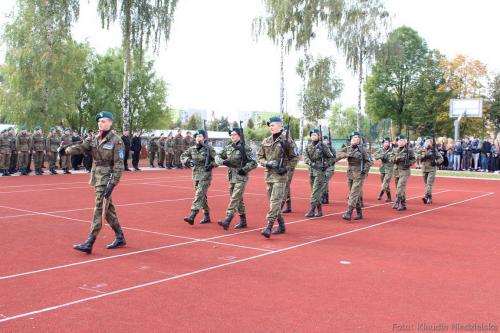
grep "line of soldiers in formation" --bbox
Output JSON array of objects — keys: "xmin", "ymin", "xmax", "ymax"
[{"xmin": 142, "ymin": 129, "xmax": 196, "ymax": 170}]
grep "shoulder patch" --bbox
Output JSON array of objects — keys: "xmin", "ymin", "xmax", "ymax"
[{"xmin": 118, "ymin": 149, "xmax": 125, "ymax": 160}]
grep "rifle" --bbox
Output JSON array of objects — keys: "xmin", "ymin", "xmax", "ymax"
[
  {"xmin": 318, "ymin": 125, "xmax": 325, "ymax": 170},
  {"xmin": 203, "ymin": 120, "xmax": 210, "ymax": 167},
  {"xmin": 278, "ymin": 118, "xmax": 291, "ymax": 170},
  {"xmin": 431, "ymin": 135, "xmax": 437, "ymax": 167},
  {"xmin": 239, "ymin": 121, "xmax": 247, "ymax": 168},
  {"xmin": 359, "ymin": 136, "xmax": 365, "ymax": 175},
  {"xmin": 328, "ymin": 127, "xmax": 332, "ymax": 147}
]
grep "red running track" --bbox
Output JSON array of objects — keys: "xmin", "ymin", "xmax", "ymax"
[{"xmin": 0, "ymin": 167, "xmax": 499, "ymax": 332}]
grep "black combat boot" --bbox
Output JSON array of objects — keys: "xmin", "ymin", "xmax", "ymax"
[
  {"xmin": 218, "ymin": 214, "xmax": 234, "ymax": 230},
  {"xmin": 422, "ymin": 195, "xmax": 428, "ymax": 204},
  {"xmin": 73, "ymin": 234, "xmax": 96, "ymax": 254},
  {"xmin": 321, "ymin": 193, "xmax": 328, "ymax": 204},
  {"xmin": 342, "ymin": 207, "xmax": 354, "ymax": 221},
  {"xmin": 377, "ymin": 190, "xmax": 384, "ymax": 200},
  {"xmin": 50, "ymin": 168, "xmax": 58, "ymax": 175},
  {"xmin": 261, "ymin": 220, "xmax": 274, "ymax": 238},
  {"xmin": 234, "ymin": 214, "xmax": 247, "ymax": 229},
  {"xmin": 398, "ymin": 200, "xmax": 407, "ymax": 211},
  {"xmin": 199, "ymin": 211, "xmax": 211, "ymax": 224},
  {"xmin": 272, "ymin": 217, "xmax": 286, "ymax": 234},
  {"xmin": 314, "ymin": 204, "xmax": 323, "ymax": 217},
  {"xmin": 281, "ymin": 199, "xmax": 292, "ymax": 213},
  {"xmin": 324, "ymin": 192, "xmax": 329, "ymax": 204},
  {"xmin": 305, "ymin": 204, "xmax": 316, "ymax": 217},
  {"xmin": 107, "ymin": 225, "xmax": 127, "ymax": 249},
  {"xmin": 20, "ymin": 167, "xmax": 27, "ymax": 175},
  {"xmin": 385, "ymin": 191, "xmax": 392, "ymax": 202},
  {"xmin": 354, "ymin": 206, "xmax": 363, "ymax": 220},
  {"xmin": 392, "ymin": 198, "xmax": 400, "ymax": 209},
  {"xmin": 63, "ymin": 168, "xmax": 71, "ymax": 174},
  {"xmin": 184, "ymin": 210, "xmax": 198, "ymax": 225},
  {"xmin": 426, "ymin": 195, "xmax": 432, "ymax": 204},
  {"xmin": 2, "ymin": 169, "xmax": 10, "ymax": 176}
]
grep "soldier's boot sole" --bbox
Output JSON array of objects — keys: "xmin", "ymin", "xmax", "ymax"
[{"xmin": 107, "ymin": 239, "xmax": 127, "ymax": 249}]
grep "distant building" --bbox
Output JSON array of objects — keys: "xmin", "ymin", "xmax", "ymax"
[{"xmin": 178, "ymin": 108, "xmax": 208, "ymax": 123}]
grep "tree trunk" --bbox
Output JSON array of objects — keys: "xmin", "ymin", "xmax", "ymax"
[
  {"xmin": 357, "ymin": 53, "xmax": 363, "ymax": 132},
  {"xmin": 121, "ymin": 2, "xmax": 132, "ymax": 132},
  {"xmin": 279, "ymin": 35, "xmax": 285, "ymax": 118},
  {"xmin": 299, "ymin": 46, "xmax": 310, "ymax": 154}
]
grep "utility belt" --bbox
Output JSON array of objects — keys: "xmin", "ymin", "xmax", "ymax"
[{"xmin": 94, "ymin": 161, "xmax": 113, "ymax": 167}]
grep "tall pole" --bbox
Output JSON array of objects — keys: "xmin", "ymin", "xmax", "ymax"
[{"xmin": 279, "ymin": 35, "xmax": 285, "ymax": 118}]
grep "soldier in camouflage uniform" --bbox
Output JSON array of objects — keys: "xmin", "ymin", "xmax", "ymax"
[
  {"xmin": 321, "ymin": 135, "xmax": 336, "ymax": 204},
  {"xmin": 181, "ymin": 129, "xmax": 217, "ymax": 225},
  {"xmin": 257, "ymin": 117, "xmax": 299, "ymax": 238},
  {"xmin": 46, "ymin": 128, "xmax": 61, "ymax": 174},
  {"xmin": 165, "ymin": 132, "xmax": 175, "ymax": 169},
  {"xmin": 0, "ymin": 129, "xmax": 12, "ymax": 176},
  {"xmin": 336, "ymin": 131, "xmax": 372, "ymax": 221},
  {"xmin": 373, "ymin": 136, "xmax": 394, "ymax": 202},
  {"xmin": 31, "ymin": 126, "xmax": 46, "ymax": 175},
  {"xmin": 303, "ymin": 129, "xmax": 335, "ymax": 218},
  {"xmin": 420, "ymin": 136, "xmax": 443, "ymax": 204},
  {"xmin": 216, "ymin": 128, "xmax": 257, "ymax": 230},
  {"xmin": 16, "ymin": 126, "xmax": 32, "ymax": 175},
  {"xmin": 158, "ymin": 133, "xmax": 166, "ymax": 168},
  {"xmin": 59, "ymin": 128, "xmax": 73, "ymax": 174},
  {"xmin": 281, "ymin": 125, "xmax": 298, "ymax": 214},
  {"xmin": 389, "ymin": 135, "xmax": 416, "ymax": 211},
  {"xmin": 9, "ymin": 127, "xmax": 18, "ymax": 174},
  {"xmin": 147, "ymin": 134, "xmax": 158, "ymax": 167},
  {"xmin": 174, "ymin": 129, "xmax": 185, "ymax": 168},
  {"xmin": 65, "ymin": 111, "xmax": 126, "ymax": 254}
]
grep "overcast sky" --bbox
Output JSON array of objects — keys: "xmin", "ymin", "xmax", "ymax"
[{"xmin": 1, "ymin": 0, "xmax": 499, "ymax": 120}]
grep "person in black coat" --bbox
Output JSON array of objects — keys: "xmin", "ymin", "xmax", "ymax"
[
  {"xmin": 131, "ymin": 130, "xmax": 142, "ymax": 171},
  {"xmin": 121, "ymin": 130, "xmax": 131, "ymax": 171}
]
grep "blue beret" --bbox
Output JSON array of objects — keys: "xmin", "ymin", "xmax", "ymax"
[
  {"xmin": 350, "ymin": 131, "xmax": 361, "ymax": 138},
  {"xmin": 19, "ymin": 125, "xmax": 27, "ymax": 130},
  {"xmin": 397, "ymin": 134, "xmax": 407, "ymax": 140},
  {"xmin": 34, "ymin": 126, "xmax": 41, "ymax": 131},
  {"xmin": 95, "ymin": 111, "xmax": 113, "ymax": 122},
  {"xmin": 425, "ymin": 136, "xmax": 432, "ymax": 140},
  {"xmin": 195, "ymin": 129, "xmax": 206, "ymax": 137},
  {"xmin": 383, "ymin": 136, "xmax": 391, "ymax": 142},
  {"xmin": 228, "ymin": 127, "xmax": 242, "ymax": 136},
  {"xmin": 309, "ymin": 128, "xmax": 320, "ymax": 135},
  {"xmin": 267, "ymin": 116, "xmax": 283, "ymax": 126}
]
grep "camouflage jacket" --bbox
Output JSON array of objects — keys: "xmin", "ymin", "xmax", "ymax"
[
  {"xmin": 16, "ymin": 133, "xmax": 31, "ymax": 152},
  {"xmin": 147, "ymin": 138, "xmax": 158, "ymax": 152},
  {"xmin": 61, "ymin": 134, "xmax": 73, "ymax": 148},
  {"xmin": 390, "ymin": 146, "xmax": 416, "ymax": 176},
  {"xmin": 257, "ymin": 132, "xmax": 299, "ymax": 183},
  {"xmin": 184, "ymin": 136, "xmax": 194, "ymax": 148},
  {"xmin": 165, "ymin": 138, "xmax": 175, "ymax": 153},
  {"xmin": 46, "ymin": 134, "xmax": 61, "ymax": 153},
  {"xmin": 303, "ymin": 141, "xmax": 335, "ymax": 176},
  {"xmin": 0, "ymin": 135, "xmax": 11, "ymax": 153},
  {"xmin": 9, "ymin": 133, "xmax": 16, "ymax": 152},
  {"xmin": 31, "ymin": 134, "xmax": 46, "ymax": 152},
  {"xmin": 181, "ymin": 143, "xmax": 217, "ymax": 181},
  {"xmin": 216, "ymin": 142, "xmax": 257, "ymax": 183},
  {"xmin": 420, "ymin": 146, "xmax": 443, "ymax": 172},
  {"xmin": 174, "ymin": 135, "xmax": 185, "ymax": 151},
  {"xmin": 336, "ymin": 144, "xmax": 372, "ymax": 175},
  {"xmin": 66, "ymin": 132, "xmax": 124, "ymax": 186},
  {"xmin": 373, "ymin": 147, "xmax": 394, "ymax": 174}
]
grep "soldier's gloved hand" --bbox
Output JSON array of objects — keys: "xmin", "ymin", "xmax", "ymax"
[
  {"xmin": 222, "ymin": 160, "xmax": 231, "ymax": 167},
  {"xmin": 237, "ymin": 168, "xmax": 247, "ymax": 176},
  {"xmin": 204, "ymin": 164, "xmax": 214, "ymax": 172},
  {"xmin": 266, "ymin": 160, "xmax": 279, "ymax": 169},
  {"xmin": 103, "ymin": 182, "xmax": 115, "ymax": 199},
  {"xmin": 277, "ymin": 167, "xmax": 287, "ymax": 175}
]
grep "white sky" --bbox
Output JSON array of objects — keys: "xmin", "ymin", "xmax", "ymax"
[{"xmin": 1, "ymin": 0, "xmax": 499, "ymax": 120}]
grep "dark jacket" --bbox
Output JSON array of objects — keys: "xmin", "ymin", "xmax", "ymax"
[
  {"xmin": 121, "ymin": 135, "xmax": 131, "ymax": 150},
  {"xmin": 481, "ymin": 141, "xmax": 492, "ymax": 154},
  {"xmin": 131, "ymin": 136, "xmax": 142, "ymax": 153}
]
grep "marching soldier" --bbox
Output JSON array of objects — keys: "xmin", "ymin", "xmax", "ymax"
[
  {"xmin": 303, "ymin": 129, "xmax": 334, "ymax": 218},
  {"xmin": 336, "ymin": 131, "xmax": 372, "ymax": 221},
  {"xmin": 420, "ymin": 136, "xmax": 443, "ymax": 204},
  {"xmin": 390, "ymin": 135, "xmax": 416, "ymax": 211},
  {"xmin": 216, "ymin": 127, "xmax": 257, "ymax": 230},
  {"xmin": 281, "ymin": 125, "xmax": 298, "ymax": 214},
  {"xmin": 158, "ymin": 133, "xmax": 166, "ymax": 168},
  {"xmin": 9, "ymin": 127, "xmax": 18, "ymax": 174},
  {"xmin": 31, "ymin": 126, "xmax": 46, "ymax": 175},
  {"xmin": 16, "ymin": 125, "xmax": 32, "ymax": 175},
  {"xmin": 373, "ymin": 136, "xmax": 394, "ymax": 202},
  {"xmin": 131, "ymin": 130, "xmax": 142, "ymax": 171},
  {"xmin": 64, "ymin": 111, "xmax": 126, "ymax": 254},
  {"xmin": 60, "ymin": 128, "xmax": 73, "ymax": 174},
  {"xmin": 46, "ymin": 128, "xmax": 61, "ymax": 174},
  {"xmin": 321, "ymin": 135, "xmax": 336, "ymax": 204},
  {"xmin": 174, "ymin": 129, "xmax": 185, "ymax": 168},
  {"xmin": 181, "ymin": 129, "xmax": 217, "ymax": 225},
  {"xmin": 165, "ymin": 132, "xmax": 175, "ymax": 169},
  {"xmin": 147, "ymin": 133, "xmax": 158, "ymax": 167},
  {"xmin": 0, "ymin": 129, "xmax": 11, "ymax": 176},
  {"xmin": 257, "ymin": 117, "xmax": 299, "ymax": 238}
]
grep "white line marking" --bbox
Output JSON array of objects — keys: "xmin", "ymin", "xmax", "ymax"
[{"xmin": 0, "ymin": 191, "xmax": 492, "ymax": 324}]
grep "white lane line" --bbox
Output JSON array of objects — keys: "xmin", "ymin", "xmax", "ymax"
[
  {"xmin": 0, "ymin": 191, "xmax": 492, "ymax": 324},
  {"xmin": 0, "ymin": 190, "xmax": 451, "ymax": 281}
]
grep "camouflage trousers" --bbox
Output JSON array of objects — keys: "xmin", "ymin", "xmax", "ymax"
[
  {"xmin": 309, "ymin": 172, "xmax": 326, "ymax": 206},
  {"xmin": 47, "ymin": 152, "xmax": 58, "ymax": 169},
  {"xmin": 323, "ymin": 168, "xmax": 334, "ymax": 195},
  {"xmin": 394, "ymin": 174, "xmax": 409, "ymax": 201},
  {"xmin": 10, "ymin": 152, "xmax": 17, "ymax": 170},
  {"xmin": 266, "ymin": 182, "xmax": 286, "ymax": 221},
  {"xmin": 191, "ymin": 179, "xmax": 211, "ymax": 212},
  {"xmin": 158, "ymin": 148, "xmax": 165, "ymax": 166},
  {"xmin": 0, "ymin": 152, "xmax": 11, "ymax": 169},
  {"xmin": 60, "ymin": 154, "xmax": 71, "ymax": 169},
  {"xmin": 17, "ymin": 151, "xmax": 30, "ymax": 169},
  {"xmin": 422, "ymin": 171, "xmax": 436, "ymax": 197},
  {"xmin": 174, "ymin": 150, "xmax": 182, "ymax": 166},
  {"xmin": 165, "ymin": 152, "xmax": 173, "ymax": 167},
  {"xmin": 33, "ymin": 151, "xmax": 45, "ymax": 169},
  {"xmin": 148, "ymin": 151, "xmax": 157, "ymax": 166},
  {"xmin": 226, "ymin": 181, "xmax": 247, "ymax": 216},
  {"xmin": 283, "ymin": 168, "xmax": 295, "ymax": 202},
  {"xmin": 347, "ymin": 172, "xmax": 366, "ymax": 208},
  {"xmin": 380, "ymin": 171, "xmax": 392, "ymax": 192},
  {"xmin": 91, "ymin": 185, "xmax": 121, "ymax": 237}
]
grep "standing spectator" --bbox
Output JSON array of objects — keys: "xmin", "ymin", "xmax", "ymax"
[
  {"xmin": 131, "ymin": 130, "xmax": 142, "ymax": 171},
  {"xmin": 121, "ymin": 130, "xmax": 131, "ymax": 171},
  {"xmin": 495, "ymin": 139, "xmax": 500, "ymax": 173},
  {"xmin": 446, "ymin": 138, "xmax": 454, "ymax": 170},
  {"xmin": 480, "ymin": 137, "xmax": 492, "ymax": 172},
  {"xmin": 453, "ymin": 139, "xmax": 463, "ymax": 171},
  {"xmin": 437, "ymin": 137, "xmax": 448, "ymax": 170},
  {"xmin": 462, "ymin": 137, "xmax": 472, "ymax": 171},
  {"xmin": 471, "ymin": 137, "xmax": 481, "ymax": 171},
  {"xmin": 488, "ymin": 138, "xmax": 496, "ymax": 172}
]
